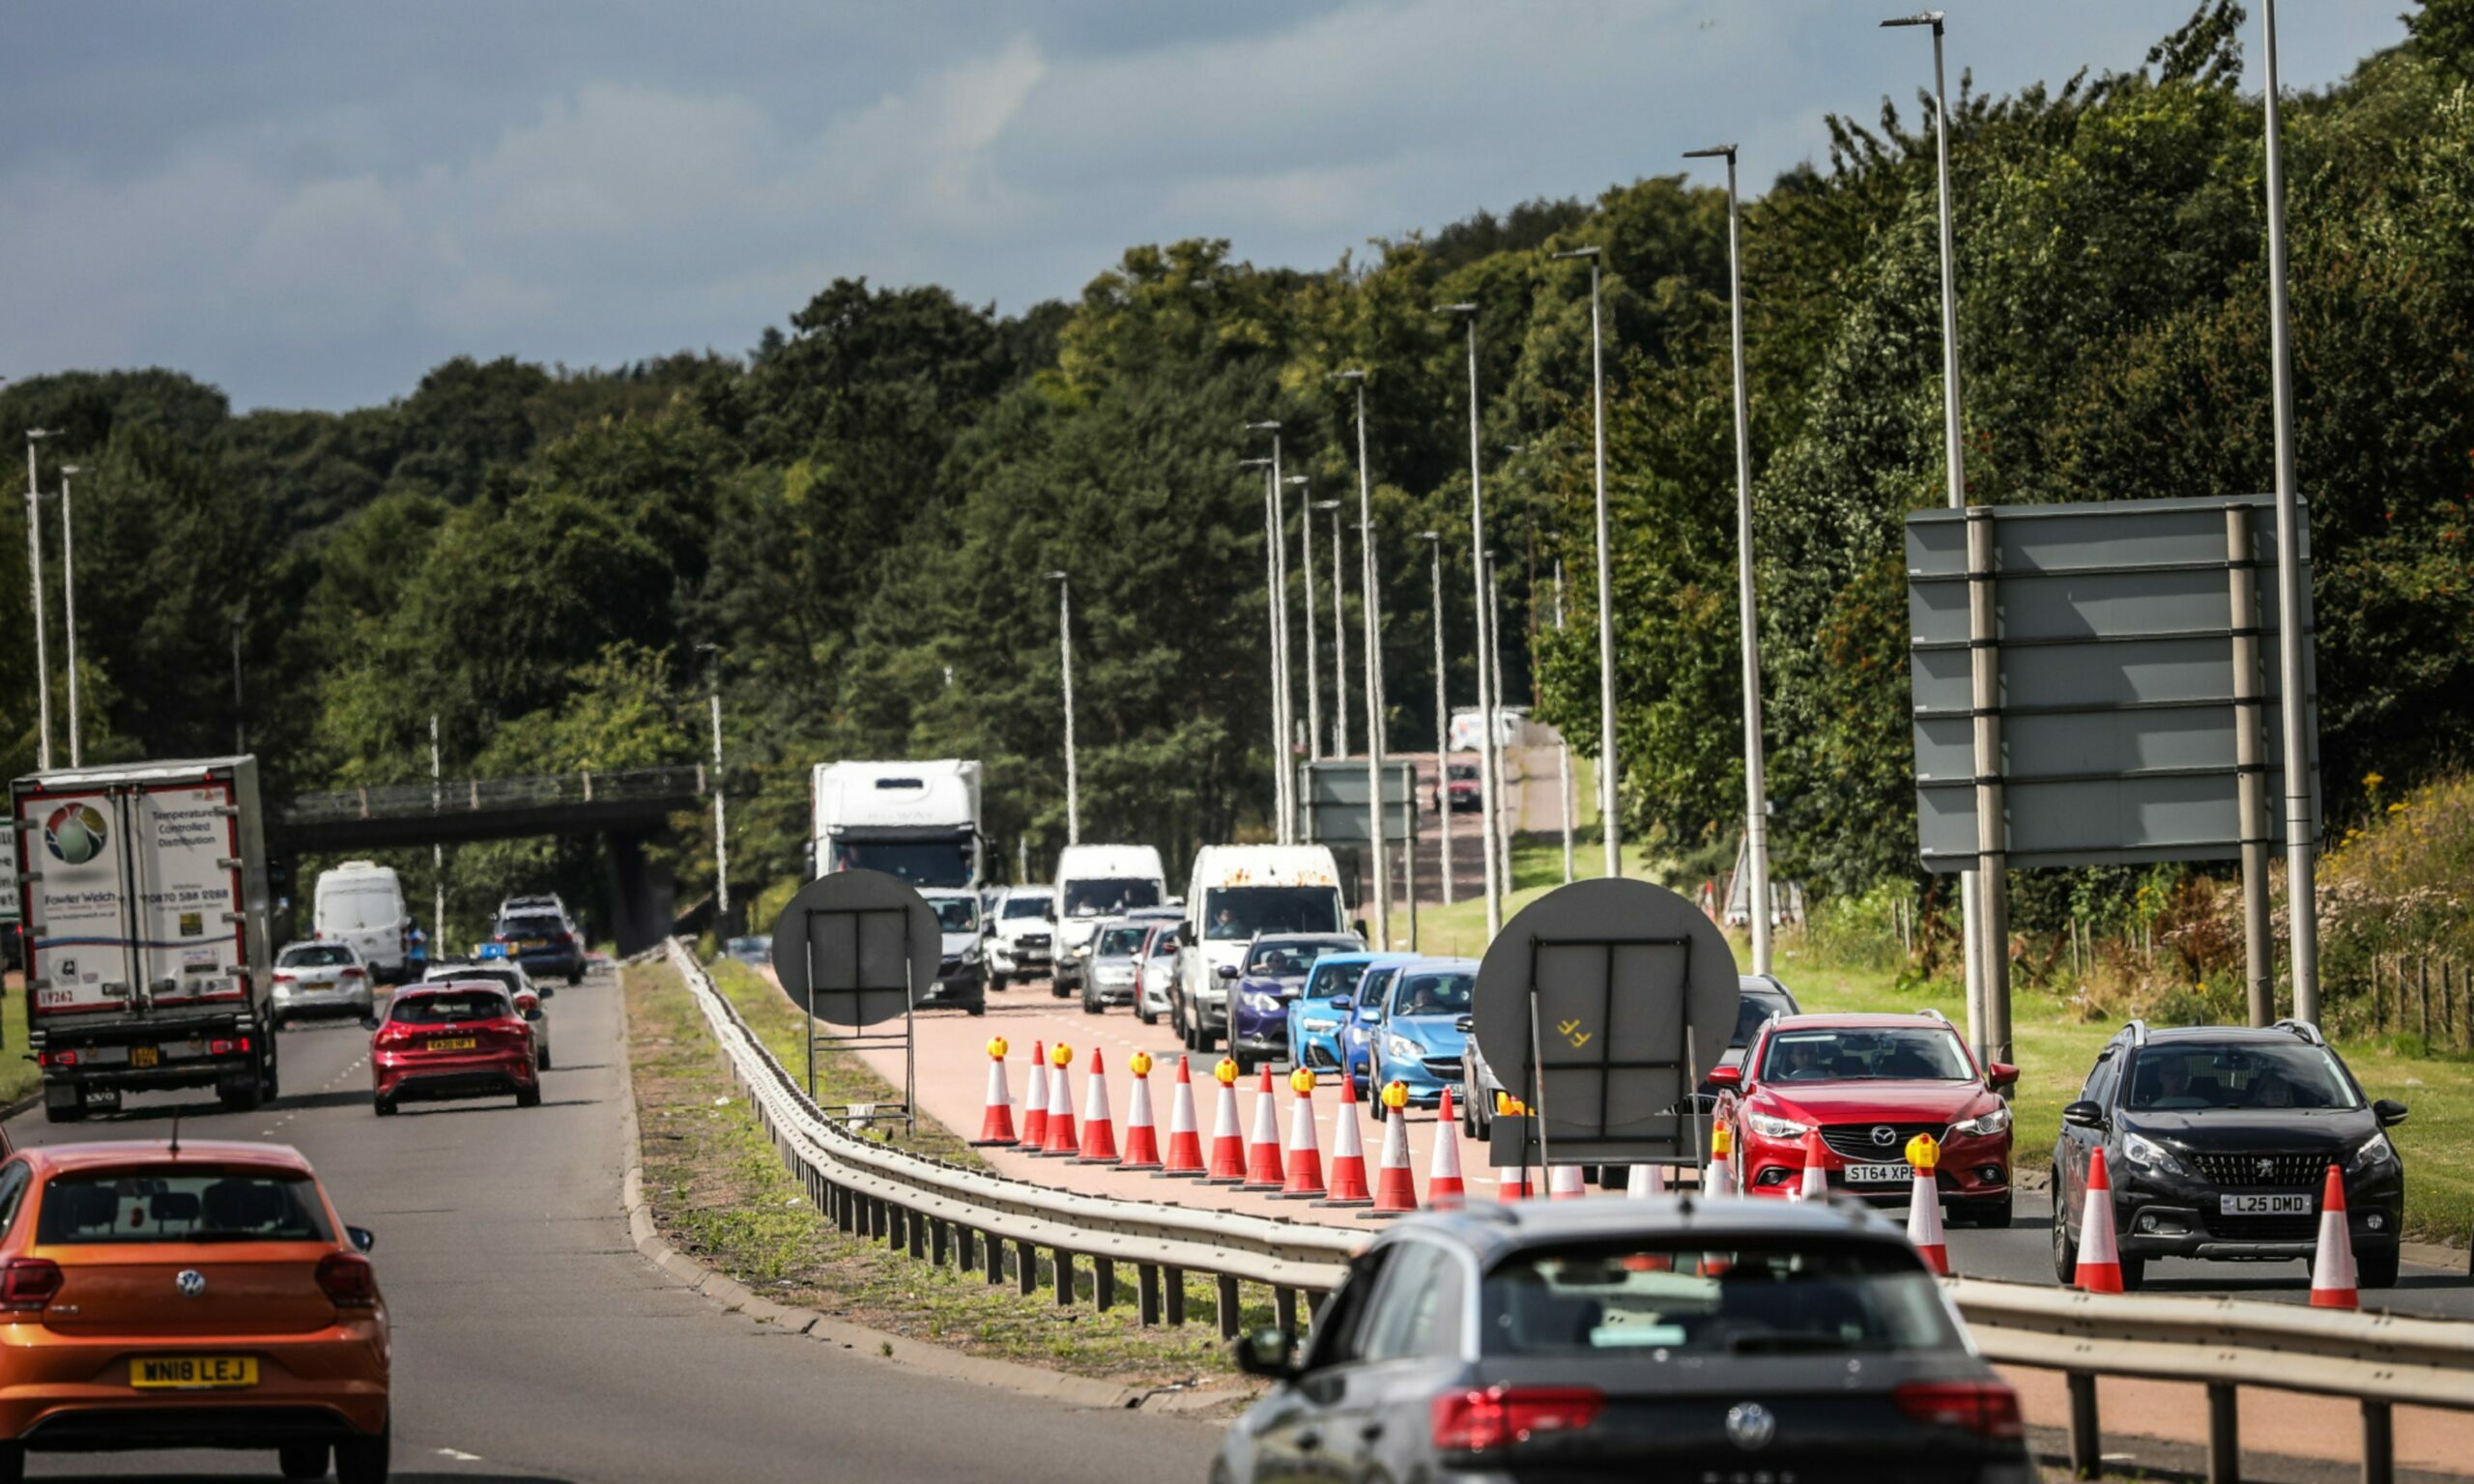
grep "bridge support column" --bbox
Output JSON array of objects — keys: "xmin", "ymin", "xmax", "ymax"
[{"xmin": 603, "ymin": 831, "xmax": 677, "ymax": 956}]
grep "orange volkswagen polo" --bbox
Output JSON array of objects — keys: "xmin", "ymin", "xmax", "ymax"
[{"xmin": 0, "ymin": 1140, "xmax": 389, "ymax": 1483}]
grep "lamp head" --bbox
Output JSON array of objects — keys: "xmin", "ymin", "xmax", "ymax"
[
  {"xmin": 1283, "ymin": 474, "xmax": 1308, "ymax": 487},
  {"xmin": 1682, "ymin": 145, "xmax": 1738, "ymax": 160},
  {"xmin": 1547, "ymin": 246, "xmax": 1601, "ymax": 262},
  {"xmin": 1880, "ymin": 11, "xmax": 1944, "ymax": 29},
  {"xmin": 58, "ymin": 465, "xmax": 84, "ymax": 477},
  {"xmin": 1433, "ymin": 302, "xmax": 1477, "ymax": 317},
  {"xmin": 1045, "ymin": 570, "xmax": 1068, "ymax": 583},
  {"xmin": 1418, "ymin": 530, "xmax": 1442, "ymax": 544},
  {"xmin": 1244, "ymin": 419, "xmax": 1280, "ymax": 433},
  {"xmin": 1329, "ymin": 368, "xmax": 1366, "ymax": 383},
  {"xmin": 26, "ymin": 428, "xmax": 58, "ymax": 442},
  {"xmin": 1237, "ymin": 457, "xmax": 1273, "ymax": 471},
  {"xmin": 1311, "ymin": 499, "xmax": 1339, "ymax": 512}
]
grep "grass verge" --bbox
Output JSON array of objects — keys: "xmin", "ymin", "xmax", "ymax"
[
  {"xmin": 0, "ymin": 978, "xmax": 35, "ymax": 1106},
  {"xmin": 627, "ymin": 956, "xmax": 1266, "ymax": 1385}
]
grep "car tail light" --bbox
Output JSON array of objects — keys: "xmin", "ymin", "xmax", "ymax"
[
  {"xmin": 0, "ymin": 1258, "xmax": 63, "ymax": 1312},
  {"xmin": 273, "ymin": 972, "xmax": 298, "ymax": 985},
  {"xmin": 1895, "ymin": 1381, "xmax": 2024, "ymax": 1439},
  {"xmin": 1431, "ymin": 1385, "xmax": 1603, "ymax": 1452},
  {"xmin": 553, "ymin": 931, "xmax": 574, "ymax": 946},
  {"xmin": 36, "ymin": 1050, "xmax": 76, "ymax": 1068},
  {"xmin": 316, "ymin": 1252, "xmax": 379, "ymax": 1309},
  {"xmin": 339, "ymin": 966, "xmax": 365, "ymax": 980}
]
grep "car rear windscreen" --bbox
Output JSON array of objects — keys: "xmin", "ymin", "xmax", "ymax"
[
  {"xmin": 39, "ymin": 1170, "xmax": 333, "ymax": 1244},
  {"xmin": 278, "ymin": 945, "xmax": 357, "ymax": 968},
  {"xmin": 502, "ymin": 915, "xmax": 565, "ymax": 937},
  {"xmin": 1482, "ymin": 1239, "xmax": 1958, "ymax": 1356},
  {"xmin": 390, "ymin": 990, "xmax": 511, "ymax": 1024}
]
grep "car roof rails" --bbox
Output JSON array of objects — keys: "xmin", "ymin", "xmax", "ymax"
[
  {"xmin": 2121, "ymin": 1018, "xmax": 2149, "ymax": 1046},
  {"xmin": 2272, "ymin": 1017, "xmax": 2326, "ymax": 1046},
  {"xmin": 1913, "ymin": 1007, "xmax": 1952, "ymax": 1027}
]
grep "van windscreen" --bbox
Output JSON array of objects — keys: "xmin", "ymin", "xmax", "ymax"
[{"xmin": 1201, "ymin": 886, "xmax": 1341, "ymax": 940}]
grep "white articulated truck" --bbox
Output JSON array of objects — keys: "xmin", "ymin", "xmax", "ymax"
[
  {"xmin": 10, "ymin": 756, "xmax": 280, "ymax": 1123},
  {"xmin": 811, "ymin": 760, "xmax": 983, "ymax": 890}
]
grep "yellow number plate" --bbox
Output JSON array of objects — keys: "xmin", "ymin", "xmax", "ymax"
[
  {"xmin": 520, "ymin": 940, "xmax": 548, "ymax": 951},
  {"xmin": 427, "ymin": 1037, "xmax": 477, "ymax": 1052},
  {"xmin": 129, "ymin": 1046, "xmax": 160, "ymax": 1069},
  {"xmin": 132, "ymin": 1356, "xmax": 257, "ymax": 1389}
]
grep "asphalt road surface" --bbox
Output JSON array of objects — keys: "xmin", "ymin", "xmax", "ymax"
[{"xmin": 7, "ymin": 967, "xmax": 1219, "ymax": 1483}]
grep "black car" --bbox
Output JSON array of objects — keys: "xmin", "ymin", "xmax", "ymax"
[
  {"xmin": 2052, "ymin": 1019, "xmax": 2407, "ymax": 1290},
  {"xmin": 492, "ymin": 909, "xmax": 585, "ymax": 985},
  {"xmin": 1221, "ymin": 1201, "xmax": 2030, "ymax": 1484}
]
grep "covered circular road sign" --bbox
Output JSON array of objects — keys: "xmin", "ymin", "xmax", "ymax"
[
  {"xmin": 1471, "ymin": 877, "xmax": 1741, "ymax": 1165},
  {"xmin": 768, "ymin": 869, "xmax": 940, "ymax": 1029}
]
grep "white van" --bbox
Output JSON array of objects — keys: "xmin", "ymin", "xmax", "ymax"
[
  {"xmin": 1172, "ymin": 844, "xmax": 1350, "ymax": 1050},
  {"xmin": 313, "ymin": 862, "xmax": 409, "ymax": 983},
  {"xmin": 1050, "ymin": 844, "xmax": 1166, "ymax": 998}
]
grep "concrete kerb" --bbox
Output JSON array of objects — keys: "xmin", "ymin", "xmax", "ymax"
[{"xmin": 618, "ymin": 951, "xmax": 1252, "ymax": 1413}]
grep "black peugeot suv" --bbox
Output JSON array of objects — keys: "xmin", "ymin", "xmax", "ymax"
[{"xmin": 2052, "ymin": 1019, "xmax": 2407, "ymax": 1290}]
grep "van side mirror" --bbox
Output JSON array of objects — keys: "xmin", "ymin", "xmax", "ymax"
[
  {"xmin": 2061, "ymin": 1099, "xmax": 2106, "ymax": 1128},
  {"xmin": 2373, "ymin": 1099, "xmax": 2410, "ymax": 1127}
]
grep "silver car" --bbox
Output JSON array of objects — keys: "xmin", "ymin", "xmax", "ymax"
[
  {"xmin": 425, "ymin": 960, "xmax": 552, "ymax": 1070},
  {"xmin": 271, "ymin": 941, "xmax": 376, "ymax": 1027},
  {"xmin": 1135, "ymin": 924, "xmax": 1180, "ymax": 1026},
  {"xmin": 1079, "ymin": 918, "xmax": 1151, "ymax": 1014}
]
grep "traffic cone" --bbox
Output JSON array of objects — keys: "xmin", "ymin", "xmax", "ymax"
[
  {"xmin": 1118, "ymin": 1051, "xmax": 1163, "ymax": 1171},
  {"xmin": 1906, "ymin": 1133, "xmax": 1948, "ymax": 1276},
  {"xmin": 1279, "ymin": 1069, "xmax": 1329, "ymax": 1199},
  {"xmin": 1626, "ymin": 1162, "xmax": 1667, "ymax": 1198},
  {"xmin": 1317, "ymin": 1072, "xmax": 1373, "ymax": 1207},
  {"xmin": 2072, "ymin": 1147, "xmax": 2122, "ymax": 1293},
  {"xmin": 1705, "ymin": 1123, "xmax": 1738, "ymax": 1199},
  {"xmin": 2310, "ymin": 1164, "xmax": 2359, "ymax": 1309},
  {"xmin": 1548, "ymin": 1162, "xmax": 1588, "ymax": 1200},
  {"xmin": 1242, "ymin": 1067, "xmax": 1288, "ymax": 1190},
  {"xmin": 1158, "ymin": 1056, "xmax": 1205, "ymax": 1178},
  {"xmin": 1074, "ymin": 1049, "xmax": 1119, "ymax": 1164},
  {"xmin": 1366, "ymin": 1081, "xmax": 1419, "ymax": 1217},
  {"xmin": 1428, "ymin": 1087, "xmax": 1468, "ymax": 1209},
  {"xmin": 971, "ymin": 1037, "xmax": 1018, "ymax": 1146},
  {"xmin": 1040, "ymin": 1042, "xmax": 1079, "ymax": 1156},
  {"xmin": 1204, "ymin": 1058, "xmax": 1248, "ymax": 1184},
  {"xmin": 1794, "ymin": 1128, "xmax": 1829, "ymax": 1202},
  {"xmin": 1018, "ymin": 1040, "xmax": 1049, "ymax": 1152}
]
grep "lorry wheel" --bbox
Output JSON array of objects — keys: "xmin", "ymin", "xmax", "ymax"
[
  {"xmin": 990, "ymin": 973, "xmax": 1008, "ymax": 993},
  {"xmin": 966, "ymin": 1002, "xmax": 986, "ymax": 1017},
  {"xmin": 42, "ymin": 1103, "xmax": 85, "ymax": 1126},
  {"xmin": 220, "ymin": 1080, "xmax": 264, "ymax": 1114},
  {"xmin": 1051, "ymin": 979, "xmax": 1071, "ymax": 999},
  {"xmin": 261, "ymin": 1042, "xmax": 281, "ymax": 1101}
]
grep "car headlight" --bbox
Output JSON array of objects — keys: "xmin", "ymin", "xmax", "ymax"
[
  {"xmin": 1384, "ymin": 1032, "xmax": 1422, "ymax": 1060},
  {"xmin": 1745, "ymin": 1111, "xmax": 1807, "ymax": 1141},
  {"xmin": 2346, "ymin": 1131, "xmax": 2398, "ymax": 1175},
  {"xmin": 962, "ymin": 943, "xmax": 982, "ymax": 963},
  {"xmin": 1951, "ymin": 1105, "xmax": 2012, "ymax": 1138},
  {"xmin": 1243, "ymin": 992, "xmax": 1281, "ymax": 1013},
  {"xmin": 2122, "ymin": 1130, "xmax": 2188, "ymax": 1178},
  {"xmin": 1302, "ymin": 1017, "xmax": 1340, "ymax": 1033}
]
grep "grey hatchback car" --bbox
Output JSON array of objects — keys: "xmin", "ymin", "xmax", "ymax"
[{"xmin": 1218, "ymin": 1200, "xmax": 2028, "ymax": 1484}]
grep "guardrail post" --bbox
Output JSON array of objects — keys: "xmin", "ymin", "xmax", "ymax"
[
  {"xmin": 2066, "ymin": 1371, "xmax": 2100, "ymax": 1479},
  {"xmin": 1166, "ymin": 1267, "xmax": 1187, "ymax": 1327},
  {"xmin": 2205, "ymin": 1383, "xmax": 2238, "ymax": 1484},
  {"xmin": 2363, "ymin": 1400, "xmax": 2393, "ymax": 1484},
  {"xmin": 906, "ymin": 1209, "xmax": 926, "ymax": 1261},
  {"xmin": 931, "ymin": 1218, "xmax": 950, "ymax": 1268},
  {"xmin": 986, "ymin": 1232, "xmax": 1004, "ymax": 1286},
  {"xmin": 1095, "ymin": 1257, "xmax": 1116, "ymax": 1312},
  {"xmin": 1275, "ymin": 1286, "xmax": 1297, "ymax": 1340},
  {"xmin": 1218, "ymin": 1275, "xmax": 1242, "ymax": 1340},
  {"xmin": 1138, "ymin": 1264, "xmax": 1162, "ymax": 1327},
  {"xmin": 1054, "ymin": 1248, "xmax": 1076, "ymax": 1307},
  {"xmin": 1018, "ymin": 1240, "xmax": 1038, "ymax": 1298}
]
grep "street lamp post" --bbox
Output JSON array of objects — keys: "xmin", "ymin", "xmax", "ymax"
[
  {"xmin": 1685, "ymin": 142, "xmax": 1775, "ymax": 979},
  {"xmin": 1334, "ymin": 369, "xmax": 1392, "ymax": 949},
  {"xmin": 23, "ymin": 429, "xmax": 58, "ymax": 770},
  {"xmin": 1484, "ymin": 548, "xmax": 1512, "ymax": 896},
  {"xmin": 1554, "ymin": 559, "xmax": 1575, "ymax": 886},
  {"xmin": 1421, "ymin": 531, "xmax": 1453, "ymax": 907},
  {"xmin": 1047, "ymin": 571, "xmax": 1079, "ymax": 846},
  {"xmin": 1319, "ymin": 500, "xmax": 1348, "ymax": 759},
  {"xmin": 1884, "ymin": 7, "xmax": 1999, "ymax": 1067},
  {"xmin": 1248, "ymin": 424, "xmax": 1296, "ymax": 839},
  {"xmin": 1240, "ymin": 454, "xmax": 1290, "ymax": 841},
  {"xmin": 697, "ymin": 643, "xmax": 730, "ymax": 924},
  {"xmin": 2259, "ymin": 0, "xmax": 2319, "ymax": 1021},
  {"xmin": 431, "ymin": 713, "xmax": 445, "ymax": 949},
  {"xmin": 1550, "ymin": 246, "xmax": 1620, "ymax": 879},
  {"xmin": 231, "ymin": 608, "xmax": 246, "ymax": 755},
  {"xmin": 56, "ymin": 465, "xmax": 85, "ymax": 767},
  {"xmin": 1436, "ymin": 303, "xmax": 1504, "ymax": 938},
  {"xmin": 1288, "ymin": 475, "xmax": 1322, "ymax": 766}
]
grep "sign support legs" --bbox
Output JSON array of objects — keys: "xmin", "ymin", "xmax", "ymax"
[
  {"xmin": 2229, "ymin": 506, "xmax": 2275, "ymax": 1025},
  {"xmin": 1967, "ymin": 508, "xmax": 2011, "ymax": 1070}
]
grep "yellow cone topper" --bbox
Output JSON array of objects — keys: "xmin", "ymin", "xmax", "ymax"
[
  {"xmin": 986, "ymin": 1037, "xmax": 1008, "ymax": 1060},
  {"xmin": 1215, "ymin": 1057, "xmax": 1239, "ymax": 1086},
  {"xmin": 1129, "ymin": 1050, "xmax": 1153, "ymax": 1077},
  {"xmin": 1906, "ymin": 1131, "xmax": 1941, "ymax": 1172},
  {"xmin": 1381, "ymin": 1080, "xmax": 1409, "ymax": 1112},
  {"xmin": 1050, "ymin": 1042, "xmax": 1073, "ymax": 1069},
  {"xmin": 1290, "ymin": 1068, "xmax": 1316, "ymax": 1095}
]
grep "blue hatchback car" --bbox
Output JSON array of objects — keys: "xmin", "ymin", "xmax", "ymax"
[
  {"xmin": 1286, "ymin": 955, "xmax": 1411, "ymax": 1075},
  {"xmin": 1343, "ymin": 956, "xmax": 1477, "ymax": 1106}
]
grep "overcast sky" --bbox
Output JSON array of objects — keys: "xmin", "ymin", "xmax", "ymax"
[{"xmin": 0, "ymin": 1, "xmax": 2413, "ymax": 413}]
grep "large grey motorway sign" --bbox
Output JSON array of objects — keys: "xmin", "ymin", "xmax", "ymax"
[
  {"xmin": 1296, "ymin": 759, "xmax": 1416, "ymax": 845},
  {"xmin": 1908, "ymin": 494, "xmax": 2320, "ymax": 871}
]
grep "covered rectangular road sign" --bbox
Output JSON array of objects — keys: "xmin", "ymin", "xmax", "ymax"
[
  {"xmin": 1908, "ymin": 495, "xmax": 2320, "ymax": 871},
  {"xmin": 1297, "ymin": 760, "xmax": 1416, "ymax": 845}
]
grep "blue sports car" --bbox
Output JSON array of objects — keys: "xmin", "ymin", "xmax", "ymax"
[
  {"xmin": 1344, "ymin": 956, "xmax": 1477, "ymax": 1106},
  {"xmin": 1286, "ymin": 954, "xmax": 1409, "ymax": 1075}
]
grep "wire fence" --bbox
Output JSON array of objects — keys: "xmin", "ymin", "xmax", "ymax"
[{"xmin": 283, "ymin": 764, "xmax": 711, "ymax": 824}]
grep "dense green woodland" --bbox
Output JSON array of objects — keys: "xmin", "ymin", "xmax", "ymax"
[{"xmin": 4, "ymin": 2, "xmax": 2471, "ymax": 940}]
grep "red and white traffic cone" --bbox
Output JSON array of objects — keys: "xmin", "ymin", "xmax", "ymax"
[
  {"xmin": 1906, "ymin": 1133, "xmax": 1948, "ymax": 1276},
  {"xmin": 1626, "ymin": 1162, "xmax": 1667, "ymax": 1198},
  {"xmin": 1548, "ymin": 1162, "xmax": 1589, "ymax": 1200},
  {"xmin": 1317, "ymin": 1072, "xmax": 1372, "ymax": 1207},
  {"xmin": 1159, "ymin": 1056, "xmax": 1205, "ymax": 1178},
  {"xmin": 1018, "ymin": 1040, "xmax": 1049, "ymax": 1152},
  {"xmin": 1118, "ymin": 1051, "xmax": 1163, "ymax": 1171},
  {"xmin": 1074, "ymin": 1049, "xmax": 1119, "ymax": 1164},
  {"xmin": 1040, "ymin": 1043, "xmax": 1079, "ymax": 1156},
  {"xmin": 2311, "ymin": 1163, "xmax": 2359, "ymax": 1309},
  {"xmin": 2073, "ymin": 1148, "xmax": 2123, "ymax": 1293},
  {"xmin": 1794, "ymin": 1128, "xmax": 1829, "ymax": 1202},
  {"xmin": 971, "ymin": 1036, "xmax": 1018, "ymax": 1146},
  {"xmin": 1204, "ymin": 1058, "xmax": 1248, "ymax": 1184},
  {"xmin": 1705, "ymin": 1123, "xmax": 1738, "ymax": 1199},
  {"xmin": 1428, "ymin": 1088, "xmax": 1468, "ymax": 1209},
  {"xmin": 1491, "ymin": 1092, "xmax": 1535, "ymax": 1201},
  {"xmin": 1242, "ymin": 1068, "xmax": 1287, "ymax": 1190},
  {"xmin": 1366, "ymin": 1082, "xmax": 1419, "ymax": 1218},
  {"xmin": 1280, "ymin": 1069, "xmax": 1328, "ymax": 1199}
]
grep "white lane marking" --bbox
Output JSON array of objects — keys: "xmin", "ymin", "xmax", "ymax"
[{"xmin": 435, "ymin": 1446, "xmax": 485, "ymax": 1461}]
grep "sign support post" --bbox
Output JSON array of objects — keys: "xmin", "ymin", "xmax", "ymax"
[{"xmin": 2228, "ymin": 506, "xmax": 2274, "ymax": 1025}]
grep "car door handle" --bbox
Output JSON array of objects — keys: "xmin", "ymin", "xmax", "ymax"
[{"xmin": 1294, "ymin": 1429, "xmax": 1322, "ymax": 1452}]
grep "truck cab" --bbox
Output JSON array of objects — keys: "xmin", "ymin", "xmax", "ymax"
[{"xmin": 811, "ymin": 760, "xmax": 983, "ymax": 889}]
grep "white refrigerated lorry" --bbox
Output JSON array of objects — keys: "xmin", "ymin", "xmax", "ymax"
[
  {"xmin": 10, "ymin": 756, "xmax": 280, "ymax": 1122},
  {"xmin": 810, "ymin": 759, "xmax": 983, "ymax": 889}
]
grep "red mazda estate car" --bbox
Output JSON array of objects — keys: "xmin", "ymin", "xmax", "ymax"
[{"xmin": 1711, "ymin": 1012, "xmax": 2018, "ymax": 1227}]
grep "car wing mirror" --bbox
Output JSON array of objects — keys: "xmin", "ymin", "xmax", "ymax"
[
  {"xmin": 1453, "ymin": 1014, "xmax": 1474, "ymax": 1034},
  {"xmin": 359, "ymin": 1015, "xmax": 381, "ymax": 1032},
  {"xmin": 1229, "ymin": 1326, "xmax": 1299, "ymax": 1382},
  {"xmin": 347, "ymin": 1225, "xmax": 376, "ymax": 1254},
  {"xmin": 1703, "ymin": 1065, "xmax": 1742, "ymax": 1092},
  {"xmin": 1987, "ymin": 1061, "xmax": 2020, "ymax": 1091},
  {"xmin": 2373, "ymin": 1098, "xmax": 2410, "ymax": 1127},
  {"xmin": 2061, "ymin": 1099, "xmax": 2106, "ymax": 1128},
  {"xmin": 1216, "ymin": 963, "xmax": 1239, "ymax": 980},
  {"xmin": 1329, "ymin": 997, "xmax": 1353, "ymax": 1010}
]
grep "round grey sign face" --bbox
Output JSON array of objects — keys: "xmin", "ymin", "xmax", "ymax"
[
  {"xmin": 768, "ymin": 870, "xmax": 941, "ymax": 1028},
  {"xmin": 1470, "ymin": 877, "xmax": 1741, "ymax": 1159}
]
